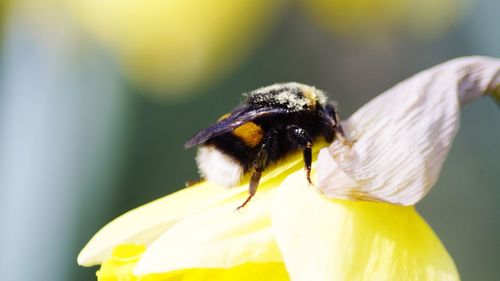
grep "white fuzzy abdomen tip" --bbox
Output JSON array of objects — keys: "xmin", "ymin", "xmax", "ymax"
[{"xmin": 196, "ymin": 145, "xmax": 244, "ymax": 188}]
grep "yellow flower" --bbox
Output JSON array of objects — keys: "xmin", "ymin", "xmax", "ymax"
[
  {"xmin": 79, "ymin": 153, "xmax": 457, "ymax": 281},
  {"xmin": 78, "ymin": 57, "xmax": 499, "ymax": 280}
]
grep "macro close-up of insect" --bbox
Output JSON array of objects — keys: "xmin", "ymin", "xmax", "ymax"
[
  {"xmin": 185, "ymin": 82, "xmax": 349, "ymax": 209},
  {"xmin": 3, "ymin": 1, "xmax": 498, "ymax": 280}
]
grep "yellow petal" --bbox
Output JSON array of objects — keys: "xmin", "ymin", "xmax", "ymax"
[
  {"xmin": 97, "ymin": 244, "xmax": 145, "ymax": 281},
  {"xmin": 97, "ymin": 245, "xmax": 289, "ymax": 281},
  {"xmin": 79, "ymin": 181, "xmax": 239, "ymax": 266},
  {"xmin": 134, "ymin": 186, "xmax": 282, "ymax": 275},
  {"xmin": 147, "ymin": 263, "xmax": 289, "ymax": 281},
  {"xmin": 79, "ymin": 142, "xmax": 326, "ymax": 267},
  {"xmin": 145, "ymin": 263, "xmax": 289, "ymax": 281},
  {"xmin": 133, "ymin": 144, "xmax": 327, "ymax": 274},
  {"xmin": 271, "ymin": 170, "xmax": 460, "ymax": 281}
]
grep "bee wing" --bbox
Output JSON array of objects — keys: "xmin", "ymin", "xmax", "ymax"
[{"xmin": 184, "ymin": 106, "xmax": 287, "ymax": 148}]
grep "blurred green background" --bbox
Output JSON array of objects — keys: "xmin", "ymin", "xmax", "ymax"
[{"xmin": 0, "ymin": 0, "xmax": 498, "ymax": 280}]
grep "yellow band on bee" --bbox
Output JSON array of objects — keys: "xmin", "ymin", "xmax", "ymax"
[{"xmin": 233, "ymin": 122, "xmax": 264, "ymax": 147}]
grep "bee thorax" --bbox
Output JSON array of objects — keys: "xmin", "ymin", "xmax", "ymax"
[{"xmin": 196, "ymin": 145, "xmax": 243, "ymax": 188}]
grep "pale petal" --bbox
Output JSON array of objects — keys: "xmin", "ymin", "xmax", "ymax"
[
  {"xmin": 78, "ymin": 141, "xmax": 321, "ymax": 266},
  {"xmin": 134, "ymin": 186, "xmax": 282, "ymax": 275},
  {"xmin": 78, "ymin": 140, "xmax": 318, "ymax": 266},
  {"xmin": 272, "ymin": 170, "xmax": 460, "ymax": 281},
  {"xmin": 79, "ymin": 181, "xmax": 242, "ymax": 266},
  {"xmin": 318, "ymin": 56, "xmax": 500, "ymax": 205}
]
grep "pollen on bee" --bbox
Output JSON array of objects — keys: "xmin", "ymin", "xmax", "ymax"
[
  {"xmin": 303, "ymin": 89, "xmax": 317, "ymax": 108},
  {"xmin": 232, "ymin": 122, "xmax": 264, "ymax": 147}
]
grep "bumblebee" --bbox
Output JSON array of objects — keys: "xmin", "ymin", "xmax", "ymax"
[{"xmin": 185, "ymin": 82, "xmax": 347, "ymax": 209}]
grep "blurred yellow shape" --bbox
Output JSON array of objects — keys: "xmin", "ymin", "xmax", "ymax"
[
  {"xmin": 69, "ymin": 0, "xmax": 284, "ymax": 96},
  {"xmin": 0, "ymin": 0, "xmax": 10, "ymax": 29},
  {"xmin": 302, "ymin": 0, "xmax": 465, "ymax": 40}
]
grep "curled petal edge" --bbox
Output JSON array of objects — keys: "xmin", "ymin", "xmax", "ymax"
[{"xmin": 318, "ymin": 56, "xmax": 500, "ymax": 205}]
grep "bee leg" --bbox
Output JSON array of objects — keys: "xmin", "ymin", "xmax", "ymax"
[
  {"xmin": 322, "ymin": 102, "xmax": 354, "ymax": 146},
  {"xmin": 335, "ymin": 124, "xmax": 354, "ymax": 146},
  {"xmin": 303, "ymin": 143, "xmax": 313, "ymax": 185},
  {"xmin": 333, "ymin": 109, "xmax": 355, "ymax": 147},
  {"xmin": 184, "ymin": 178, "xmax": 204, "ymax": 187},
  {"xmin": 287, "ymin": 125, "xmax": 313, "ymax": 185},
  {"xmin": 335, "ymin": 125, "xmax": 354, "ymax": 147},
  {"xmin": 236, "ymin": 168, "xmax": 262, "ymax": 210},
  {"xmin": 236, "ymin": 132, "xmax": 273, "ymax": 210}
]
